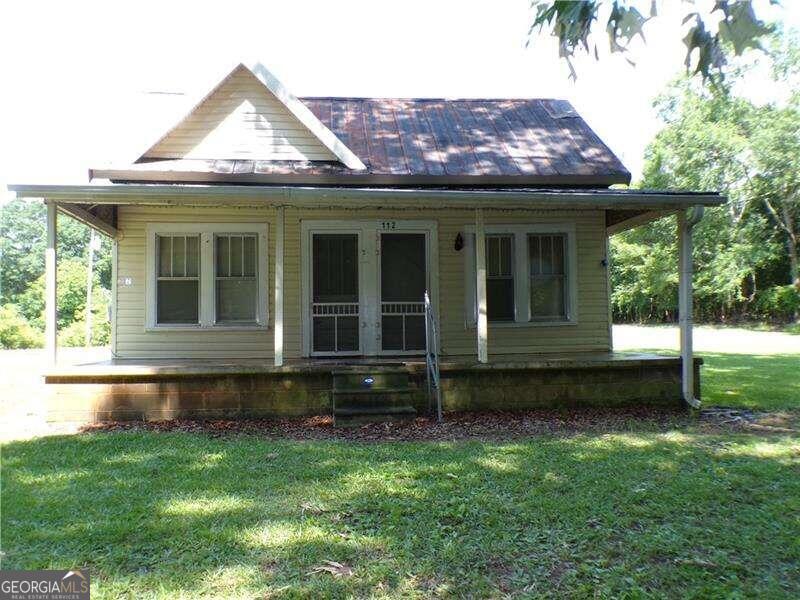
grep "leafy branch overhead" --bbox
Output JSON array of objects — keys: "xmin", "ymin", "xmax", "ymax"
[{"xmin": 528, "ymin": 0, "xmax": 776, "ymax": 81}]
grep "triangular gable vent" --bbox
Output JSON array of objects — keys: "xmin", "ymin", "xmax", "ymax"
[{"xmin": 139, "ymin": 63, "xmax": 365, "ymax": 169}]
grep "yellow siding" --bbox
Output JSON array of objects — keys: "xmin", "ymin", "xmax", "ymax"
[
  {"xmin": 115, "ymin": 205, "xmax": 610, "ymax": 359},
  {"xmin": 115, "ymin": 205, "xmax": 275, "ymax": 358},
  {"xmin": 144, "ymin": 68, "xmax": 337, "ymax": 162}
]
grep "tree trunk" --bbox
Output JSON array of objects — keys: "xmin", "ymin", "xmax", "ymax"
[{"xmin": 781, "ymin": 203, "xmax": 799, "ymax": 290}]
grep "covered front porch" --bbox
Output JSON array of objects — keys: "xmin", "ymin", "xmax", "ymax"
[
  {"xmin": 10, "ymin": 183, "xmax": 723, "ymax": 423},
  {"xmin": 43, "ymin": 352, "xmax": 701, "ymax": 423}
]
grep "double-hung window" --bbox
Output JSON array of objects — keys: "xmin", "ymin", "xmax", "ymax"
[
  {"xmin": 146, "ymin": 223, "xmax": 268, "ymax": 329},
  {"xmin": 466, "ymin": 224, "xmax": 577, "ymax": 326}
]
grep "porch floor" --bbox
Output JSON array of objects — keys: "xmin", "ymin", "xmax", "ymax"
[{"xmin": 44, "ymin": 352, "xmax": 689, "ymax": 383}]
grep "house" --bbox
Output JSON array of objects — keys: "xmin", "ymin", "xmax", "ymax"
[{"xmin": 10, "ymin": 63, "xmax": 724, "ymax": 423}]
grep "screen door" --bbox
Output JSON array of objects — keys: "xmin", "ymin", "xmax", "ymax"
[
  {"xmin": 379, "ymin": 233, "xmax": 427, "ymax": 353},
  {"xmin": 311, "ymin": 233, "xmax": 360, "ymax": 354}
]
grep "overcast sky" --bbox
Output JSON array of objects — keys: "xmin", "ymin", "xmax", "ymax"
[{"xmin": 1, "ymin": 0, "xmax": 797, "ymax": 202}]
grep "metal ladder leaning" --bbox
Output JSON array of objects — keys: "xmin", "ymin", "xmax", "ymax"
[{"xmin": 423, "ymin": 291, "xmax": 443, "ymax": 421}]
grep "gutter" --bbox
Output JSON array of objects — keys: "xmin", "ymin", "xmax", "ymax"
[{"xmin": 8, "ymin": 183, "xmax": 726, "ymax": 210}]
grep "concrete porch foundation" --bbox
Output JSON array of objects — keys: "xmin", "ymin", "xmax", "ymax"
[{"xmin": 43, "ymin": 353, "xmax": 702, "ymax": 423}]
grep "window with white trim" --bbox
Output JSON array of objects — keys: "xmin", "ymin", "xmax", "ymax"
[
  {"xmin": 465, "ymin": 224, "xmax": 578, "ymax": 326},
  {"xmin": 146, "ymin": 223, "xmax": 268, "ymax": 329},
  {"xmin": 156, "ymin": 234, "xmax": 200, "ymax": 324}
]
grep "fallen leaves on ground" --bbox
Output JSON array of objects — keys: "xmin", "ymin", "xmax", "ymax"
[
  {"xmin": 308, "ymin": 560, "xmax": 353, "ymax": 578},
  {"xmin": 79, "ymin": 406, "xmax": 794, "ymax": 441}
]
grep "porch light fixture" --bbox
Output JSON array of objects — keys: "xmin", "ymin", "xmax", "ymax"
[{"xmin": 454, "ymin": 232, "xmax": 464, "ymax": 251}]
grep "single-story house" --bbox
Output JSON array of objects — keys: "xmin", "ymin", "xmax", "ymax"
[{"xmin": 10, "ymin": 62, "xmax": 724, "ymax": 424}]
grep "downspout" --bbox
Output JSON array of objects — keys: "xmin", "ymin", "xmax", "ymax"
[{"xmin": 679, "ymin": 206, "xmax": 704, "ymax": 409}]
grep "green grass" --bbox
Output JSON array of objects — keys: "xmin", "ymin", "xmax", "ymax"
[
  {"xmin": 701, "ymin": 353, "xmax": 800, "ymax": 411},
  {"xmin": 2, "ymin": 431, "xmax": 799, "ymax": 598},
  {"xmin": 629, "ymin": 350, "xmax": 800, "ymax": 412}
]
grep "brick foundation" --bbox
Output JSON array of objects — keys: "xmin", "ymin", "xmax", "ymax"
[{"xmin": 45, "ymin": 355, "xmax": 701, "ymax": 423}]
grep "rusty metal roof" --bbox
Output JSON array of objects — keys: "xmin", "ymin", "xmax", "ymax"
[
  {"xmin": 301, "ymin": 97, "xmax": 629, "ymax": 182},
  {"xmin": 100, "ymin": 97, "xmax": 630, "ymax": 186}
]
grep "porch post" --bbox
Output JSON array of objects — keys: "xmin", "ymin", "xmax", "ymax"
[
  {"xmin": 45, "ymin": 200, "xmax": 58, "ymax": 364},
  {"xmin": 678, "ymin": 207, "xmax": 703, "ymax": 408},
  {"xmin": 475, "ymin": 208, "xmax": 488, "ymax": 363},
  {"xmin": 273, "ymin": 206, "xmax": 285, "ymax": 366}
]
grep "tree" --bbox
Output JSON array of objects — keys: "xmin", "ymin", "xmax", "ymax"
[
  {"xmin": 610, "ymin": 33, "xmax": 800, "ymax": 322},
  {"xmin": 0, "ymin": 199, "xmax": 112, "ymax": 304},
  {"xmin": 528, "ymin": 0, "xmax": 776, "ymax": 82}
]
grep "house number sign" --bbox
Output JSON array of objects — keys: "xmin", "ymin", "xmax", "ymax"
[{"xmin": 381, "ymin": 221, "xmax": 397, "ymax": 230}]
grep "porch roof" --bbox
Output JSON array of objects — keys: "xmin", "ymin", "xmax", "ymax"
[{"xmin": 9, "ymin": 183, "xmax": 724, "ymax": 211}]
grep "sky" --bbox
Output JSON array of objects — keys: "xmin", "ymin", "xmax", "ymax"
[{"xmin": 1, "ymin": 0, "xmax": 797, "ymax": 202}]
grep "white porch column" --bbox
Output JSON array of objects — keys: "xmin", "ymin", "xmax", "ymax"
[
  {"xmin": 475, "ymin": 208, "xmax": 488, "ymax": 363},
  {"xmin": 273, "ymin": 206, "xmax": 285, "ymax": 366},
  {"xmin": 678, "ymin": 207, "xmax": 704, "ymax": 408},
  {"xmin": 45, "ymin": 200, "xmax": 58, "ymax": 364}
]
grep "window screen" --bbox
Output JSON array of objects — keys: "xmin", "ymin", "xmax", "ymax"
[
  {"xmin": 156, "ymin": 235, "xmax": 200, "ymax": 324},
  {"xmin": 529, "ymin": 233, "xmax": 567, "ymax": 320},
  {"xmin": 485, "ymin": 234, "xmax": 515, "ymax": 321},
  {"xmin": 215, "ymin": 234, "xmax": 258, "ymax": 323}
]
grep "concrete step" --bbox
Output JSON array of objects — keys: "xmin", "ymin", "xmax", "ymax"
[
  {"xmin": 333, "ymin": 404, "xmax": 416, "ymax": 427},
  {"xmin": 332, "ymin": 371, "xmax": 410, "ymax": 391}
]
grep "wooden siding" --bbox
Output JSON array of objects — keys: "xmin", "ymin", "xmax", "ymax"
[
  {"xmin": 144, "ymin": 69, "xmax": 337, "ymax": 162},
  {"xmin": 114, "ymin": 205, "xmax": 610, "ymax": 359},
  {"xmin": 115, "ymin": 205, "xmax": 275, "ymax": 358}
]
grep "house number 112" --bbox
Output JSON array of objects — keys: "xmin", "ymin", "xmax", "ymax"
[{"xmin": 381, "ymin": 221, "xmax": 397, "ymax": 230}]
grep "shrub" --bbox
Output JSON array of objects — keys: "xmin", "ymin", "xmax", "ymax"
[
  {"xmin": 0, "ymin": 304, "xmax": 44, "ymax": 349},
  {"xmin": 751, "ymin": 285, "xmax": 800, "ymax": 322}
]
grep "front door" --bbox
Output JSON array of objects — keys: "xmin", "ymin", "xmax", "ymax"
[
  {"xmin": 378, "ymin": 232, "xmax": 427, "ymax": 354},
  {"xmin": 303, "ymin": 221, "xmax": 436, "ymax": 357},
  {"xmin": 310, "ymin": 232, "xmax": 361, "ymax": 355}
]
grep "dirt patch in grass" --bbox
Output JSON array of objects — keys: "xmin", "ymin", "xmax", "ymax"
[{"xmin": 79, "ymin": 407, "xmax": 798, "ymax": 441}]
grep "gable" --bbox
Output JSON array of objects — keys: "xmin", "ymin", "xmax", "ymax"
[{"xmin": 142, "ymin": 66, "xmax": 340, "ymax": 162}]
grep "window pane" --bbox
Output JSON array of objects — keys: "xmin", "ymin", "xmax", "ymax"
[
  {"xmin": 551, "ymin": 235, "xmax": 565, "ymax": 275},
  {"xmin": 171, "ymin": 236, "xmax": 185, "ymax": 277},
  {"xmin": 157, "ymin": 280, "xmax": 198, "ymax": 324},
  {"xmin": 216, "ymin": 236, "xmax": 230, "ymax": 278},
  {"xmin": 186, "ymin": 236, "xmax": 199, "ymax": 277},
  {"xmin": 216, "ymin": 279, "xmax": 256, "ymax": 322},
  {"xmin": 530, "ymin": 276, "xmax": 565, "ymax": 319},
  {"xmin": 230, "ymin": 236, "xmax": 243, "ymax": 277},
  {"xmin": 486, "ymin": 235, "xmax": 512, "ymax": 277},
  {"xmin": 487, "ymin": 278, "xmax": 515, "ymax": 321},
  {"xmin": 158, "ymin": 235, "xmax": 172, "ymax": 277},
  {"xmin": 243, "ymin": 236, "xmax": 256, "ymax": 277}
]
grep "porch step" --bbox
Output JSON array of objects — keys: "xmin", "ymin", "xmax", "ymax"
[{"xmin": 331, "ymin": 370, "xmax": 417, "ymax": 426}]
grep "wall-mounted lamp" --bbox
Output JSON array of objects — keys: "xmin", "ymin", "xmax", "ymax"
[
  {"xmin": 601, "ymin": 258, "xmax": 609, "ymax": 267},
  {"xmin": 454, "ymin": 232, "xmax": 464, "ymax": 252}
]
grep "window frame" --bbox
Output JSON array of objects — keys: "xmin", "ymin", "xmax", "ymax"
[
  {"xmin": 145, "ymin": 223, "xmax": 269, "ymax": 331},
  {"xmin": 464, "ymin": 223, "xmax": 578, "ymax": 328}
]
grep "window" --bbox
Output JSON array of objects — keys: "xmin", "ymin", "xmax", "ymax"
[
  {"xmin": 486, "ymin": 235, "xmax": 515, "ymax": 321},
  {"xmin": 215, "ymin": 234, "xmax": 258, "ymax": 323},
  {"xmin": 529, "ymin": 234, "xmax": 567, "ymax": 320},
  {"xmin": 146, "ymin": 223, "xmax": 268, "ymax": 329},
  {"xmin": 466, "ymin": 224, "xmax": 577, "ymax": 326},
  {"xmin": 156, "ymin": 235, "xmax": 200, "ymax": 324}
]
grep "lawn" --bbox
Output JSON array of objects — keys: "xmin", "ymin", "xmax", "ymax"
[
  {"xmin": 2, "ymin": 430, "xmax": 799, "ymax": 598},
  {"xmin": 2, "ymin": 328, "xmax": 799, "ymax": 597},
  {"xmin": 701, "ymin": 353, "xmax": 800, "ymax": 411}
]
